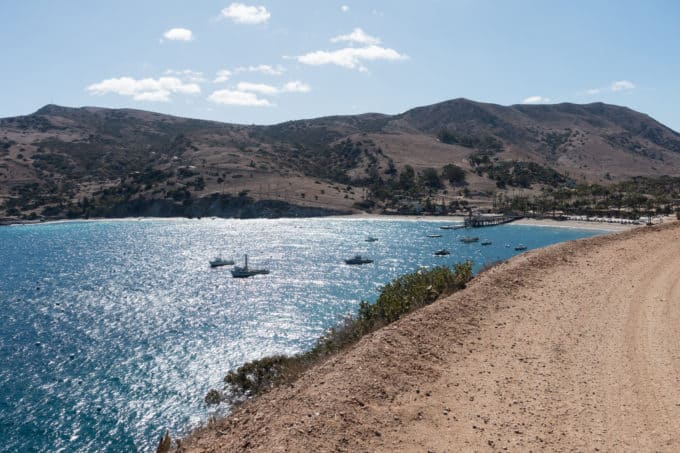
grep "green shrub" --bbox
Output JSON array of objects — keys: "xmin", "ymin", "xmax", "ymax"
[
  {"xmin": 367, "ymin": 262, "xmax": 472, "ymax": 324},
  {"xmin": 224, "ymin": 355, "xmax": 291, "ymax": 395},
  {"xmin": 420, "ymin": 168, "xmax": 443, "ymax": 190},
  {"xmin": 442, "ymin": 164, "xmax": 466, "ymax": 185}
]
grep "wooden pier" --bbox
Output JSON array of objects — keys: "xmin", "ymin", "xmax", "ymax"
[{"xmin": 464, "ymin": 214, "xmax": 521, "ymax": 228}]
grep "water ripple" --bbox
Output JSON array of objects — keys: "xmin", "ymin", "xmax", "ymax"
[{"xmin": 0, "ymin": 218, "xmax": 602, "ymax": 451}]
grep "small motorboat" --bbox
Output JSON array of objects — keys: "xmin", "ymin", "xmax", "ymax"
[
  {"xmin": 434, "ymin": 249, "xmax": 450, "ymax": 256},
  {"xmin": 426, "ymin": 234, "xmax": 442, "ymax": 238},
  {"xmin": 481, "ymin": 240, "xmax": 492, "ymax": 246},
  {"xmin": 439, "ymin": 225, "xmax": 456, "ymax": 230},
  {"xmin": 514, "ymin": 245, "xmax": 528, "ymax": 251},
  {"xmin": 344, "ymin": 255, "xmax": 373, "ymax": 265},
  {"xmin": 210, "ymin": 257, "xmax": 234, "ymax": 268},
  {"xmin": 231, "ymin": 255, "xmax": 269, "ymax": 278},
  {"xmin": 365, "ymin": 236, "xmax": 379, "ymax": 242},
  {"xmin": 460, "ymin": 236, "xmax": 479, "ymax": 243}
]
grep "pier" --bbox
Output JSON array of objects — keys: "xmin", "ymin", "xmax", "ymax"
[{"xmin": 464, "ymin": 214, "xmax": 521, "ymax": 228}]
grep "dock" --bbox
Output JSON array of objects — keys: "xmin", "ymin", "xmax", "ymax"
[{"xmin": 464, "ymin": 214, "xmax": 522, "ymax": 228}]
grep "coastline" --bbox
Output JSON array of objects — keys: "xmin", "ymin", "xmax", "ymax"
[
  {"xmin": 511, "ymin": 217, "xmax": 637, "ymax": 231},
  {"xmin": 178, "ymin": 221, "xmax": 680, "ymax": 452},
  {"xmin": 3, "ymin": 212, "xmax": 652, "ymax": 232},
  {"xmin": 335, "ymin": 212, "xmax": 645, "ymax": 231}
]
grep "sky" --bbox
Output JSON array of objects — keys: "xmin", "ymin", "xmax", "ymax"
[{"xmin": 1, "ymin": 1, "xmax": 679, "ymax": 130}]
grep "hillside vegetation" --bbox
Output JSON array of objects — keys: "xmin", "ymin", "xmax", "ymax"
[{"xmin": 1, "ymin": 99, "xmax": 680, "ymax": 221}]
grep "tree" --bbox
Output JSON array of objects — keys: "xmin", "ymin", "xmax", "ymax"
[
  {"xmin": 385, "ymin": 159, "xmax": 397, "ymax": 176},
  {"xmin": 442, "ymin": 164, "xmax": 466, "ymax": 185},
  {"xmin": 420, "ymin": 167, "xmax": 443, "ymax": 190},
  {"xmin": 398, "ymin": 165, "xmax": 416, "ymax": 191}
]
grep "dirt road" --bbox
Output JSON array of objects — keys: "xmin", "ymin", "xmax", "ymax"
[{"xmin": 181, "ymin": 223, "xmax": 680, "ymax": 452}]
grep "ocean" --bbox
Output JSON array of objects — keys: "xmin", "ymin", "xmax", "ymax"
[{"xmin": 0, "ymin": 218, "xmax": 603, "ymax": 451}]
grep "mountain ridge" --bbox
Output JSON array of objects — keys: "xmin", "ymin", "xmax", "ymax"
[{"xmin": 2, "ymin": 98, "xmax": 680, "ymax": 220}]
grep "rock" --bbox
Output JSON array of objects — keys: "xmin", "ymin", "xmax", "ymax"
[{"xmin": 156, "ymin": 430, "xmax": 171, "ymax": 453}]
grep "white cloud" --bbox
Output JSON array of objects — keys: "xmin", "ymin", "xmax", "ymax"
[
  {"xmin": 133, "ymin": 91, "xmax": 173, "ymax": 102},
  {"xmin": 585, "ymin": 80, "xmax": 636, "ymax": 95},
  {"xmin": 235, "ymin": 80, "xmax": 311, "ymax": 95},
  {"xmin": 282, "ymin": 81, "xmax": 310, "ymax": 93},
  {"xmin": 214, "ymin": 69, "xmax": 232, "ymax": 83},
  {"xmin": 208, "ymin": 89, "xmax": 272, "ymax": 106},
  {"xmin": 331, "ymin": 28, "xmax": 380, "ymax": 45},
  {"xmin": 234, "ymin": 64, "xmax": 284, "ymax": 75},
  {"xmin": 162, "ymin": 28, "xmax": 193, "ymax": 41},
  {"xmin": 86, "ymin": 76, "xmax": 201, "ymax": 102},
  {"xmin": 164, "ymin": 69, "xmax": 205, "ymax": 83},
  {"xmin": 296, "ymin": 44, "xmax": 407, "ymax": 71},
  {"xmin": 522, "ymin": 95, "xmax": 551, "ymax": 104},
  {"xmin": 221, "ymin": 3, "xmax": 270, "ymax": 24},
  {"xmin": 610, "ymin": 80, "xmax": 635, "ymax": 91},
  {"xmin": 341, "ymin": 5, "xmax": 349, "ymax": 12},
  {"xmin": 236, "ymin": 82, "xmax": 279, "ymax": 95}
]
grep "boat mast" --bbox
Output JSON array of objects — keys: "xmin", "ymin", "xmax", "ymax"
[{"xmin": 244, "ymin": 254, "xmax": 248, "ymax": 269}]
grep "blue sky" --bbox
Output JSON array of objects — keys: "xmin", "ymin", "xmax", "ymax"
[{"xmin": 2, "ymin": 1, "xmax": 679, "ymax": 130}]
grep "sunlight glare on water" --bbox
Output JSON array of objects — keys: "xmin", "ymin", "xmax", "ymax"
[{"xmin": 0, "ymin": 218, "xmax": 603, "ymax": 451}]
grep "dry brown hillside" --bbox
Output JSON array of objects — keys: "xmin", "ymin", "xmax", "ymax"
[{"xmin": 1, "ymin": 99, "xmax": 679, "ymax": 220}]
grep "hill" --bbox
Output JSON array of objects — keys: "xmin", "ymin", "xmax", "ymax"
[{"xmin": 1, "ymin": 99, "xmax": 680, "ymax": 220}]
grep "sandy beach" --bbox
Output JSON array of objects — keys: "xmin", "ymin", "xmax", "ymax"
[
  {"xmin": 512, "ymin": 217, "xmax": 638, "ymax": 231},
  {"xmin": 3, "ymin": 213, "xmax": 654, "ymax": 233},
  {"xmin": 337, "ymin": 213, "xmax": 643, "ymax": 231},
  {"xmin": 180, "ymin": 221, "xmax": 680, "ymax": 452}
]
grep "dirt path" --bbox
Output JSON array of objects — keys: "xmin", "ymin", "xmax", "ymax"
[{"xmin": 180, "ymin": 223, "xmax": 680, "ymax": 452}]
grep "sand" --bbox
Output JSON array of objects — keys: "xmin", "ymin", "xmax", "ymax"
[
  {"xmin": 512, "ymin": 217, "xmax": 638, "ymax": 231},
  {"xmin": 180, "ymin": 222, "xmax": 680, "ymax": 452},
  {"xmin": 5, "ymin": 214, "xmax": 654, "ymax": 232},
  {"xmin": 336, "ymin": 213, "xmax": 645, "ymax": 231}
]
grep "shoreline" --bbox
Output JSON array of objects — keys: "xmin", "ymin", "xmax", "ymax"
[
  {"xmin": 179, "ymin": 221, "xmax": 680, "ymax": 452},
  {"xmin": 511, "ymin": 217, "xmax": 637, "ymax": 231},
  {"xmin": 338, "ymin": 213, "xmax": 644, "ymax": 231},
  {"xmin": 1, "ymin": 212, "xmax": 650, "ymax": 232}
]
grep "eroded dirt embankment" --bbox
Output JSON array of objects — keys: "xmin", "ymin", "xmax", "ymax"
[{"xmin": 180, "ymin": 222, "xmax": 680, "ymax": 452}]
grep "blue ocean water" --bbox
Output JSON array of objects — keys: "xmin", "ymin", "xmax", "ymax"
[{"xmin": 0, "ymin": 218, "xmax": 603, "ymax": 451}]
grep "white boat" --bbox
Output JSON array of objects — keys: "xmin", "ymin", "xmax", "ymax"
[
  {"xmin": 460, "ymin": 236, "xmax": 479, "ymax": 243},
  {"xmin": 210, "ymin": 257, "xmax": 234, "ymax": 268},
  {"xmin": 231, "ymin": 255, "xmax": 270, "ymax": 278}
]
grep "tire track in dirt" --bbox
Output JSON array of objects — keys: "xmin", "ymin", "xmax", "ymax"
[{"xmin": 617, "ymin": 245, "xmax": 680, "ymax": 450}]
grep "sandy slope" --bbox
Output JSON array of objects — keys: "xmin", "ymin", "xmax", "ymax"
[{"xmin": 180, "ymin": 222, "xmax": 680, "ymax": 452}]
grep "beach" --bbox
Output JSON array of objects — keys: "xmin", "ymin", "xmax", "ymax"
[
  {"xmin": 512, "ymin": 217, "xmax": 640, "ymax": 231},
  {"xmin": 180, "ymin": 221, "xmax": 680, "ymax": 452},
  {"xmin": 3, "ymin": 212, "xmax": 660, "ymax": 233},
  {"xmin": 338, "ymin": 213, "xmax": 644, "ymax": 231}
]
